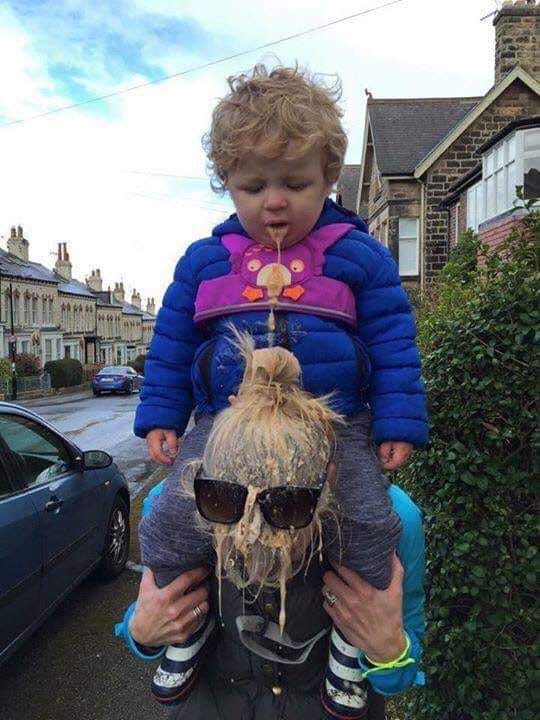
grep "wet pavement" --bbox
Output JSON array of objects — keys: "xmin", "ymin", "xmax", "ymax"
[{"xmin": 17, "ymin": 391, "xmax": 154, "ymax": 497}]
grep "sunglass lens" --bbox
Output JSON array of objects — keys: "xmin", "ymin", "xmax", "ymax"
[
  {"xmin": 195, "ymin": 477, "xmax": 247, "ymax": 524},
  {"xmin": 258, "ymin": 487, "xmax": 319, "ymax": 529}
]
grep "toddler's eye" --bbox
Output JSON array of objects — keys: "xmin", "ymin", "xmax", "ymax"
[
  {"xmin": 244, "ymin": 185, "xmax": 263, "ymax": 194},
  {"xmin": 290, "ymin": 259, "xmax": 304, "ymax": 273},
  {"xmin": 248, "ymin": 259, "xmax": 262, "ymax": 272},
  {"xmin": 287, "ymin": 184, "xmax": 308, "ymax": 191}
]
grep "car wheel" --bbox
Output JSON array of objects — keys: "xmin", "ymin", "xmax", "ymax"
[
  {"xmin": 126, "ymin": 382, "xmax": 133, "ymax": 395},
  {"xmin": 93, "ymin": 389, "xmax": 101, "ymax": 396},
  {"xmin": 95, "ymin": 495, "xmax": 130, "ymax": 580}
]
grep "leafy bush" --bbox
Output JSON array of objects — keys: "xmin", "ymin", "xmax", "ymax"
[
  {"xmin": 14, "ymin": 352, "xmax": 41, "ymax": 377},
  {"xmin": 44, "ymin": 358, "xmax": 83, "ymax": 388},
  {"xmin": 397, "ymin": 206, "xmax": 539, "ymax": 719},
  {"xmin": 0, "ymin": 358, "xmax": 11, "ymax": 380},
  {"xmin": 128, "ymin": 354, "xmax": 146, "ymax": 375}
]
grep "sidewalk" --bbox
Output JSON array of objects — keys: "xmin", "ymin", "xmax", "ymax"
[{"xmin": 13, "ymin": 388, "xmax": 94, "ymax": 408}]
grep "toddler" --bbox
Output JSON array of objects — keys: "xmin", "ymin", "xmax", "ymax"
[{"xmin": 135, "ymin": 64, "xmax": 428, "ymax": 714}]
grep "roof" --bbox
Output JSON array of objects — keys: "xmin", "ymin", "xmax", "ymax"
[
  {"xmin": 121, "ymin": 301, "xmax": 143, "ymax": 316},
  {"xmin": 0, "ymin": 248, "xmax": 58, "ymax": 284},
  {"xmin": 415, "ymin": 67, "xmax": 540, "ymax": 177},
  {"xmin": 337, "ymin": 164, "xmax": 361, "ymax": 211},
  {"xmin": 142, "ymin": 311, "xmax": 155, "ymax": 321},
  {"xmin": 95, "ymin": 290, "xmax": 123, "ymax": 309},
  {"xmin": 55, "ymin": 274, "xmax": 96, "ymax": 298},
  {"xmin": 368, "ymin": 97, "xmax": 482, "ymax": 175}
]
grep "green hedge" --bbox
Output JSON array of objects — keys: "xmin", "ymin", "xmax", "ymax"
[
  {"xmin": 44, "ymin": 358, "xmax": 83, "ymax": 389},
  {"xmin": 0, "ymin": 358, "xmax": 11, "ymax": 380},
  {"xmin": 398, "ymin": 206, "xmax": 538, "ymax": 719}
]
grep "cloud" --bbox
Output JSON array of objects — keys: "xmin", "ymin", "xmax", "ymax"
[{"xmin": 4, "ymin": 0, "xmax": 230, "ymax": 111}]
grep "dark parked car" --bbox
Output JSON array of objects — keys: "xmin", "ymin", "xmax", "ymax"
[
  {"xmin": 92, "ymin": 365, "xmax": 143, "ymax": 396},
  {"xmin": 0, "ymin": 402, "xmax": 130, "ymax": 666}
]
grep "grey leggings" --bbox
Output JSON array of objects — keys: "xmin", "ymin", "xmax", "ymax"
[{"xmin": 139, "ymin": 411, "xmax": 401, "ymax": 590}]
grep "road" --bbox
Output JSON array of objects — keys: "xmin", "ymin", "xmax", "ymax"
[
  {"xmin": 0, "ymin": 391, "xmax": 171, "ymax": 720},
  {"xmin": 19, "ymin": 390, "xmax": 154, "ymax": 497}
]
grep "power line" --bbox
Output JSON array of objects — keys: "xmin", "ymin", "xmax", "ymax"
[{"xmin": 0, "ymin": 0, "xmax": 405, "ymax": 130}]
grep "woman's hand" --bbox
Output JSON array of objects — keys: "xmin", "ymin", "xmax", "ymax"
[
  {"xmin": 322, "ymin": 554, "xmax": 406, "ymax": 663},
  {"xmin": 378, "ymin": 441, "xmax": 413, "ymax": 471},
  {"xmin": 129, "ymin": 566, "xmax": 211, "ymax": 647}
]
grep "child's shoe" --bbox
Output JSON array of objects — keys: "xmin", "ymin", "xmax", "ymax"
[{"xmin": 151, "ymin": 614, "xmax": 215, "ymax": 704}]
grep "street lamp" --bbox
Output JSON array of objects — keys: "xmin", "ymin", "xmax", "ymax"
[{"xmin": 8, "ymin": 282, "xmax": 17, "ymax": 401}]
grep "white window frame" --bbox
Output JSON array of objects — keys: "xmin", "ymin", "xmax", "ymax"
[
  {"xmin": 467, "ymin": 180, "xmax": 484, "ymax": 232},
  {"xmin": 521, "ymin": 127, "xmax": 540, "ymax": 202},
  {"xmin": 398, "ymin": 218, "xmax": 419, "ymax": 277},
  {"xmin": 481, "ymin": 127, "xmax": 540, "ymax": 223}
]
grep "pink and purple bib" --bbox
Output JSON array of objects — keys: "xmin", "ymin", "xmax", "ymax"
[{"xmin": 194, "ymin": 223, "xmax": 357, "ymax": 327}]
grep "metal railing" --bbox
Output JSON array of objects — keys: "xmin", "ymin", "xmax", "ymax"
[{"xmin": 0, "ymin": 372, "xmax": 51, "ymax": 398}]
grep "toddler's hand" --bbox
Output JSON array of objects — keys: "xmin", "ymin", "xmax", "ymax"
[
  {"xmin": 146, "ymin": 428, "xmax": 178, "ymax": 465},
  {"xmin": 378, "ymin": 441, "xmax": 413, "ymax": 471}
]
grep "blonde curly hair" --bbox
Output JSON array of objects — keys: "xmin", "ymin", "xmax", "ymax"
[{"xmin": 203, "ymin": 62, "xmax": 348, "ymax": 193}]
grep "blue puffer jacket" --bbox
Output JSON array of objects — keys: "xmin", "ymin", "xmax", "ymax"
[{"xmin": 134, "ymin": 199, "xmax": 428, "ymax": 446}]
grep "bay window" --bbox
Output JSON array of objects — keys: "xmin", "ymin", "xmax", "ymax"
[{"xmin": 481, "ymin": 127, "xmax": 539, "ymax": 223}]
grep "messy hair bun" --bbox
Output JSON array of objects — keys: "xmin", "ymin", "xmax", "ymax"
[{"xmin": 203, "ymin": 332, "xmax": 343, "ymax": 486}]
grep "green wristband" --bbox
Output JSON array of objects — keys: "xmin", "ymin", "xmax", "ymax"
[{"xmin": 360, "ymin": 632, "xmax": 415, "ymax": 679}]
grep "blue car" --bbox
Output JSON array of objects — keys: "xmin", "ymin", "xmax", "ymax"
[
  {"xmin": 92, "ymin": 365, "xmax": 143, "ymax": 396},
  {"xmin": 0, "ymin": 402, "xmax": 130, "ymax": 666}
]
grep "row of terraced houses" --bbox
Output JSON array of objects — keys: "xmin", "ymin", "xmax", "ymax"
[{"xmin": 0, "ymin": 226, "xmax": 156, "ymax": 367}]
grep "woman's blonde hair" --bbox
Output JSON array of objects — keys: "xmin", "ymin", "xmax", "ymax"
[
  {"xmin": 182, "ymin": 332, "xmax": 343, "ymax": 630},
  {"xmin": 203, "ymin": 62, "xmax": 348, "ymax": 193}
]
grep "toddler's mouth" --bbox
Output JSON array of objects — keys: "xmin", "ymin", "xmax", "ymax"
[{"xmin": 266, "ymin": 223, "xmax": 289, "ymax": 244}]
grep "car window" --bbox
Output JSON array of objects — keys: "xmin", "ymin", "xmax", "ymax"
[
  {"xmin": 0, "ymin": 414, "xmax": 73, "ymax": 488},
  {"xmin": 0, "ymin": 461, "xmax": 12, "ymax": 498}
]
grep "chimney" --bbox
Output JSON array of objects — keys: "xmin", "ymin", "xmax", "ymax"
[
  {"xmin": 55, "ymin": 241, "xmax": 72, "ymax": 280},
  {"xmin": 146, "ymin": 297, "xmax": 156, "ymax": 315},
  {"xmin": 131, "ymin": 289, "xmax": 142, "ymax": 309},
  {"xmin": 86, "ymin": 268, "xmax": 103, "ymax": 292},
  {"xmin": 7, "ymin": 224, "xmax": 29, "ymax": 261},
  {"xmin": 113, "ymin": 281, "xmax": 125, "ymax": 304},
  {"xmin": 493, "ymin": 1, "xmax": 540, "ymax": 84}
]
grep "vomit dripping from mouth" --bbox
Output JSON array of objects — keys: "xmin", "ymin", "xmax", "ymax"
[{"xmin": 266, "ymin": 226, "xmax": 287, "ymax": 340}]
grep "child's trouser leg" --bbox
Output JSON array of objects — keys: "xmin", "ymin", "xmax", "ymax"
[
  {"xmin": 137, "ymin": 415, "xmax": 217, "ymax": 704},
  {"xmin": 324, "ymin": 413, "xmax": 402, "ymax": 590}
]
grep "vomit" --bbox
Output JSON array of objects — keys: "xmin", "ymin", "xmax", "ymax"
[{"xmin": 266, "ymin": 226, "xmax": 287, "ymax": 339}]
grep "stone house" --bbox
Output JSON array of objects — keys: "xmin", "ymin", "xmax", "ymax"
[
  {"xmin": 350, "ymin": 0, "xmax": 539, "ymax": 289},
  {"xmin": 54, "ymin": 243, "xmax": 98, "ymax": 364},
  {"xmin": 0, "ymin": 229, "xmax": 156, "ymax": 366}
]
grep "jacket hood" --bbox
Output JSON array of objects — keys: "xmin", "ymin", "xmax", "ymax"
[{"xmin": 212, "ymin": 198, "xmax": 368, "ymax": 237}]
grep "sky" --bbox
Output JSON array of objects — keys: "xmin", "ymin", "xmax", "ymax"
[{"xmin": 0, "ymin": 0, "xmax": 497, "ymax": 306}]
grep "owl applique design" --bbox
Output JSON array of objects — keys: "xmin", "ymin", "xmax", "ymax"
[{"xmin": 194, "ymin": 223, "xmax": 357, "ymax": 327}]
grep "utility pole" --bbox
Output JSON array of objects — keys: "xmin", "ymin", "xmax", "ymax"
[{"xmin": 8, "ymin": 282, "xmax": 17, "ymax": 401}]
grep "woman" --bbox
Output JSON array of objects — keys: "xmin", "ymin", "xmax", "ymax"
[{"xmin": 116, "ymin": 339, "xmax": 425, "ymax": 719}]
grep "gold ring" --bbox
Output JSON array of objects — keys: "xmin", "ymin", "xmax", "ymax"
[
  {"xmin": 192, "ymin": 604, "xmax": 203, "ymax": 619},
  {"xmin": 323, "ymin": 588, "xmax": 338, "ymax": 607}
]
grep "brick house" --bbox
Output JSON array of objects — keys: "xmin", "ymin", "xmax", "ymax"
[{"xmin": 349, "ymin": 0, "xmax": 539, "ymax": 288}]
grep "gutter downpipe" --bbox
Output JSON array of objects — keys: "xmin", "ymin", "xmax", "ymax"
[{"xmin": 418, "ymin": 176, "xmax": 426, "ymax": 295}]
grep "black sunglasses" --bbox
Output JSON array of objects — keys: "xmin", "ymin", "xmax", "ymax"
[{"xmin": 194, "ymin": 473, "xmax": 325, "ymax": 530}]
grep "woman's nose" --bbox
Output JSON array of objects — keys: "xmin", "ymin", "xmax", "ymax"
[{"xmin": 263, "ymin": 190, "xmax": 288, "ymax": 211}]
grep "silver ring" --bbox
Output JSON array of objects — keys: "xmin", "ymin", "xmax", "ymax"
[
  {"xmin": 192, "ymin": 604, "xmax": 203, "ymax": 619},
  {"xmin": 323, "ymin": 588, "xmax": 338, "ymax": 607}
]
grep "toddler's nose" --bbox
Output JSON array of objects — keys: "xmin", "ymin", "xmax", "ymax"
[{"xmin": 263, "ymin": 190, "xmax": 288, "ymax": 211}]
